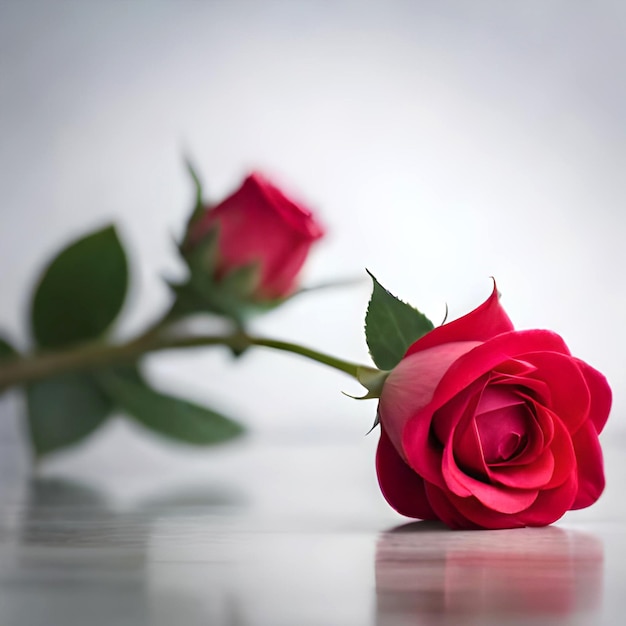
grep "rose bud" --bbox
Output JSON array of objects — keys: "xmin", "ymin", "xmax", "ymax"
[
  {"xmin": 375, "ymin": 285, "xmax": 612, "ymax": 529},
  {"xmin": 188, "ymin": 172, "xmax": 324, "ymax": 301}
]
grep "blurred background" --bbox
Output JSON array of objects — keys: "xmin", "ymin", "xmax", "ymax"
[{"xmin": 1, "ymin": 0, "xmax": 625, "ymax": 481}]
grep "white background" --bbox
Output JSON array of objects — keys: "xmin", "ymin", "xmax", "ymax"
[{"xmin": 1, "ymin": 0, "xmax": 624, "ymax": 472}]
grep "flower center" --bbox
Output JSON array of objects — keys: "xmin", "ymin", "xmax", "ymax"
[{"xmin": 475, "ymin": 386, "xmax": 529, "ymax": 464}]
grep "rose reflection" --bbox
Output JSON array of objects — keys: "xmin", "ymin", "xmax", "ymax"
[{"xmin": 375, "ymin": 522, "xmax": 603, "ymax": 624}]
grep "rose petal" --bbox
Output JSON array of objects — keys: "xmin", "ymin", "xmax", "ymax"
[
  {"xmin": 442, "ymin": 442, "xmax": 539, "ymax": 513},
  {"xmin": 487, "ymin": 449, "xmax": 555, "ymax": 489},
  {"xmin": 428, "ymin": 465, "xmax": 573, "ymax": 529},
  {"xmin": 436, "ymin": 487, "xmax": 526, "ymax": 530},
  {"xmin": 251, "ymin": 172, "xmax": 325, "ymax": 238},
  {"xmin": 423, "ymin": 482, "xmax": 482, "ymax": 530},
  {"xmin": 475, "ymin": 387, "xmax": 530, "ymax": 464},
  {"xmin": 427, "ymin": 330, "xmax": 572, "ymax": 419},
  {"xmin": 453, "ymin": 411, "xmax": 489, "ymax": 480},
  {"xmin": 523, "ymin": 351, "xmax": 591, "ymax": 434},
  {"xmin": 405, "ymin": 282, "xmax": 514, "ymax": 357},
  {"xmin": 379, "ymin": 341, "xmax": 479, "ymax": 457},
  {"xmin": 575, "ymin": 359, "xmax": 612, "ymax": 434},
  {"xmin": 488, "ymin": 392, "xmax": 546, "ymax": 467},
  {"xmin": 476, "ymin": 385, "xmax": 525, "ymax": 415},
  {"xmin": 492, "ymin": 358, "xmax": 537, "ymax": 377},
  {"xmin": 489, "ymin": 370, "xmax": 551, "ymax": 405},
  {"xmin": 431, "ymin": 377, "xmax": 485, "ymax": 447},
  {"xmin": 529, "ymin": 398, "xmax": 555, "ymax": 450},
  {"xmin": 542, "ymin": 410, "xmax": 578, "ymax": 489},
  {"xmin": 375, "ymin": 428, "xmax": 437, "ymax": 520},
  {"xmin": 402, "ymin": 406, "xmax": 446, "ymax": 488},
  {"xmin": 519, "ymin": 473, "xmax": 578, "ymax": 526},
  {"xmin": 441, "ymin": 441, "xmax": 473, "ymax": 498},
  {"xmin": 570, "ymin": 420, "xmax": 605, "ymax": 509},
  {"xmin": 263, "ymin": 240, "xmax": 312, "ymax": 296}
]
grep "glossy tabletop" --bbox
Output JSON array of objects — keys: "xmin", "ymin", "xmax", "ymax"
[
  {"xmin": 1, "ymin": 423, "xmax": 625, "ymax": 626},
  {"xmin": 2, "ymin": 2, "xmax": 626, "ymax": 625}
]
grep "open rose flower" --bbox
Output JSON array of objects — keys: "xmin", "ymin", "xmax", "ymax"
[
  {"xmin": 376, "ymin": 285, "xmax": 611, "ymax": 529},
  {"xmin": 189, "ymin": 172, "xmax": 324, "ymax": 300}
]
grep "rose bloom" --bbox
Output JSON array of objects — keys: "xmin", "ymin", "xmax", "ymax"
[
  {"xmin": 190, "ymin": 172, "xmax": 324, "ymax": 300},
  {"xmin": 376, "ymin": 285, "xmax": 611, "ymax": 529}
]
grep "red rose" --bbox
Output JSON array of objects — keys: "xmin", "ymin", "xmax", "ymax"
[
  {"xmin": 190, "ymin": 172, "xmax": 324, "ymax": 300},
  {"xmin": 376, "ymin": 285, "xmax": 611, "ymax": 529}
]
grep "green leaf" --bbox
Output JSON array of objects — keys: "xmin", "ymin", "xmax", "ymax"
[
  {"xmin": 97, "ymin": 369, "xmax": 245, "ymax": 446},
  {"xmin": 26, "ymin": 373, "xmax": 114, "ymax": 457},
  {"xmin": 31, "ymin": 225, "xmax": 129, "ymax": 348},
  {"xmin": 365, "ymin": 270, "xmax": 434, "ymax": 370},
  {"xmin": 0, "ymin": 335, "xmax": 17, "ymax": 361}
]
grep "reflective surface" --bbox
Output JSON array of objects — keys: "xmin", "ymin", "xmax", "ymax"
[
  {"xmin": 1, "ymin": 428, "xmax": 625, "ymax": 626},
  {"xmin": 376, "ymin": 524, "xmax": 603, "ymax": 625}
]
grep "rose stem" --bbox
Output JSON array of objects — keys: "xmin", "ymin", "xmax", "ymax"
[{"xmin": 0, "ymin": 331, "xmax": 375, "ymax": 390}]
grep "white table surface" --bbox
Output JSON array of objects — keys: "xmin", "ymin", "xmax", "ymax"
[{"xmin": 1, "ymin": 421, "xmax": 624, "ymax": 626}]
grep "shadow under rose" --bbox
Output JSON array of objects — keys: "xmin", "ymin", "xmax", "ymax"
[{"xmin": 375, "ymin": 522, "xmax": 603, "ymax": 625}]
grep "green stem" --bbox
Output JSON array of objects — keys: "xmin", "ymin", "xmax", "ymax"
[
  {"xmin": 205, "ymin": 335, "xmax": 363, "ymax": 378},
  {"xmin": 0, "ymin": 330, "xmax": 375, "ymax": 390},
  {"xmin": 131, "ymin": 300, "xmax": 180, "ymax": 345}
]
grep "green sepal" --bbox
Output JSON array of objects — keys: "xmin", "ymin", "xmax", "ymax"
[
  {"xmin": 26, "ymin": 372, "xmax": 114, "ymax": 458},
  {"xmin": 179, "ymin": 225, "xmax": 220, "ymax": 282},
  {"xmin": 180, "ymin": 160, "xmax": 209, "ymax": 254},
  {"xmin": 364, "ymin": 270, "xmax": 434, "ymax": 370},
  {"xmin": 172, "ymin": 227, "xmax": 283, "ymax": 325},
  {"xmin": 30, "ymin": 225, "xmax": 129, "ymax": 348},
  {"xmin": 96, "ymin": 367, "xmax": 245, "ymax": 446},
  {"xmin": 356, "ymin": 366, "xmax": 389, "ymax": 399},
  {"xmin": 343, "ymin": 366, "xmax": 389, "ymax": 401},
  {"xmin": 365, "ymin": 409, "xmax": 381, "ymax": 436},
  {"xmin": 186, "ymin": 159, "xmax": 205, "ymax": 225}
]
